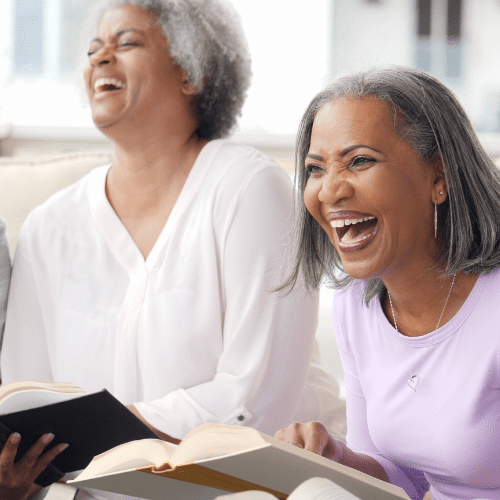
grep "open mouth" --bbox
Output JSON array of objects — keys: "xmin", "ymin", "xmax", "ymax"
[
  {"xmin": 94, "ymin": 77, "xmax": 126, "ymax": 93},
  {"xmin": 330, "ymin": 216, "xmax": 379, "ymax": 249}
]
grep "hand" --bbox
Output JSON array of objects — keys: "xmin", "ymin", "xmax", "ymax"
[
  {"xmin": 0, "ymin": 432, "xmax": 68, "ymax": 500},
  {"xmin": 274, "ymin": 421, "xmax": 345, "ymax": 462}
]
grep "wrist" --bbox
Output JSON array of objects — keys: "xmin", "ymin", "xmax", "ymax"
[{"xmin": 334, "ymin": 439, "xmax": 348, "ymax": 465}]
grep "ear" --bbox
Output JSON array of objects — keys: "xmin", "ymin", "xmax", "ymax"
[
  {"xmin": 431, "ymin": 156, "xmax": 448, "ymax": 205},
  {"xmin": 180, "ymin": 71, "xmax": 206, "ymax": 96},
  {"xmin": 180, "ymin": 73, "xmax": 207, "ymax": 96}
]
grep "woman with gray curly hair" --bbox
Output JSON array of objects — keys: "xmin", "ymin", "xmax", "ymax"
[
  {"xmin": 0, "ymin": 0, "xmax": 345, "ymax": 498},
  {"xmin": 274, "ymin": 65, "xmax": 500, "ymax": 500}
]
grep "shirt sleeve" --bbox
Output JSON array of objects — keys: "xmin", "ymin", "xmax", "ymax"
[
  {"xmin": 1, "ymin": 214, "xmax": 54, "ymax": 383},
  {"xmin": 0, "ymin": 218, "xmax": 11, "ymax": 377},
  {"xmin": 135, "ymin": 164, "xmax": 340, "ymax": 438},
  {"xmin": 332, "ymin": 295, "xmax": 428, "ymax": 500}
]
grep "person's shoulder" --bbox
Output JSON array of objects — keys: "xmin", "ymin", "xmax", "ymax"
[
  {"xmin": 483, "ymin": 267, "xmax": 500, "ymax": 286},
  {"xmin": 332, "ymin": 281, "xmax": 376, "ymax": 339},
  {"xmin": 333, "ymin": 281, "xmax": 366, "ymax": 309},
  {"xmin": 24, "ymin": 164, "xmax": 109, "ymax": 239},
  {"xmin": 210, "ymin": 139, "xmax": 287, "ymax": 179},
  {"xmin": 201, "ymin": 139, "xmax": 291, "ymax": 203}
]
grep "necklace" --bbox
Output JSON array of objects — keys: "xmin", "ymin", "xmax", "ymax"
[{"xmin": 387, "ymin": 274, "xmax": 456, "ymax": 392}]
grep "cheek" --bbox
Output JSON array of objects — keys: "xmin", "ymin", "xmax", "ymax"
[{"xmin": 303, "ymin": 180, "xmax": 321, "ymax": 219}]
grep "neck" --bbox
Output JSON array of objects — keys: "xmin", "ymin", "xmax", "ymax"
[
  {"xmin": 103, "ymin": 123, "xmax": 208, "ymax": 218},
  {"xmin": 99, "ymin": 98, "xmax": 205, "ymax": 184},
  {"xmin": 382, "ymin": 267, "xmax": 478, "ymax": 337}
]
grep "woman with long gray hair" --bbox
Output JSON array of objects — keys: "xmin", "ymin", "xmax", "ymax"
[
  {"xmin": 0, "ymin": 1, "xmax": 345, "ymax": 498},
  {"xmin": 274, "ymin": 66, "xmax": 500, "ymax": 500}
]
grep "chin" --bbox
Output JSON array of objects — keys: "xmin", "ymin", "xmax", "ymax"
[
  {"xmin": 341, "ymin": 265, "xmax": 373, "ymax": 281},
  {"xmin": 338, "ymin": 251, "xmax": 388, "ymax": 281},
  {"xmin": 91, "ymin": 112, "xmax": 122, "ymax": 131}
]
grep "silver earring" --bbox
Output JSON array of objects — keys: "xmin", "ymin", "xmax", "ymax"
[
  {"xmin": 434, "ymin": 199, "xmax": 438, "ymax": 239},
  {"xmin": 439, "ymin": 191, "xmax": 444, "ymax": 195}
]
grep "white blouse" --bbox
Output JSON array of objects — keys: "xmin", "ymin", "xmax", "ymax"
[
  {"xmin": 2, "ymin": 140, "xmax": 346, "ymax": 442},
  {"xmin": 0, "ymin": 217, "xmax": 10, "ymax": 375}
]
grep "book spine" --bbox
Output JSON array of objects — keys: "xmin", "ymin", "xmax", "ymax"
[{"xmin": 141, "ymin": 463, "xmax": 288, "ymax": 499}]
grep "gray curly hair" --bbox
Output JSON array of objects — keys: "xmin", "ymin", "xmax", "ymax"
[
  {"xmin": 84, "ymin": 0, "xmax": 252, "ymax": 139},
  {"xmin": 282, "ymin": 66, "xmax": 500, "ymax": 303}
]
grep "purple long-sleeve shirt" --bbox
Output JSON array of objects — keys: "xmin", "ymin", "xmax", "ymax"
[{"xmin": 332, "ymin": 269, "xmax": 500, "ymax": 500}]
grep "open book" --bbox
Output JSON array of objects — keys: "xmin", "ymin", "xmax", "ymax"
[
  {"xmin": 69, "ymin": 423, "xmax": 410, "ymax": 500},
  {"xmin": 216, "ymin": 477, "xmax": 363, "ymax": 500},
  {"xmin": 0, "ymin": 381, "xmax": 159, "ymax": 487}
]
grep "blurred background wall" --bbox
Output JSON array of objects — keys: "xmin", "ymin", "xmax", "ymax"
[{"xmin": 3, "ymin": 0, "xmax": 500, "ymax": 162}]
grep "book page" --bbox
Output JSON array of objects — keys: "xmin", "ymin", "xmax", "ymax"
[
  {"xmin": 214, "ymin": 491, "xmax": 274, "ymax": 499},
  {"xmin": 0, "ymin": 381, "xmax": 83, "ymax": 402},
  {"xmin": 288, "ymin": 477, "xmax": 361, "ymax": 500},
  {"xmin": 0, "ymin": 389, "xmax": 87, "ymax": 415},
  {"xmin": 213, "ymin": 478, "xmax": 362, "ymax": 500},
  {"xmin": 170, "ymin": 424, "xmax": 268, "ymax": 466},
  {"xmin": 74, "ymin": 439, "xmax": 175, "ymax": 481},
  {"xmin": 197, "ymin": 443, "xmax": 409, "ymax": 500}
]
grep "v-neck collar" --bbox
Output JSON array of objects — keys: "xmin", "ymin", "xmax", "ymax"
[{"xmin": 88, "ymin": 139, "xmax": 227, "ymax": 275}]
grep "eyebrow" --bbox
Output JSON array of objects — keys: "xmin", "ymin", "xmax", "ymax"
[
  {"xmin": 306, "ymin": 144, "xmax": 382, "ymax": 161},
  {"xmin": 90, "ymin": 28, "xmax": 146, "ymax": 45}
]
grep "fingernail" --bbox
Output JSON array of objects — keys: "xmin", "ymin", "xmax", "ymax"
[
  {"xmin": 10, "ymin": 433, "xmax": 20, "ymax": 444},
  {"xmin": 58, "ymin": 443, "xmax": 69, "ymax": 452},
  {"xmin": 43, "ymin": 433, "xmax": 55, "ymax": 445}
]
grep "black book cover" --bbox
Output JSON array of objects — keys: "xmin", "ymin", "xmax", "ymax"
[{"xmin": 0, "ymin": 389, "xmax": 159, "ymax": 487}]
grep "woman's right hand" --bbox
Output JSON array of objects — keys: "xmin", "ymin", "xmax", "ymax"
[
  {"xmin": 0, "ymin": 432, "xmax": 68, "ymax": 500},
  {"xmin": 274, "ymin": 421, "xmax": 345, "ymax": 462},
  {"xmin": 275, "ymin": 422, "xmax": 390, "ymax": 483}
]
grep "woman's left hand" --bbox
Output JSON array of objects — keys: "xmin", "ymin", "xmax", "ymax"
[{"xmin": 274, "ymin": 421, "xmax": 344, "ymax": 462}]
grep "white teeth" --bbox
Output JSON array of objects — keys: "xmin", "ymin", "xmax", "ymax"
[
  {"xmin": 341, "ymin": 231, "xmax": 373, "ymax": 243},
  {"xmin": 94, "ymin": 77, "xmax": 126, "ymax": 92},
  {"xmin": 329, "ymin": 215, "xmax": 375, "ymax": 228}
]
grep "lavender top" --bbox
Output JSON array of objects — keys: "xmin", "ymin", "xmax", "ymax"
[{"xmin": 332, "ymin": 269, "xmax": 500, "ymax": 500}]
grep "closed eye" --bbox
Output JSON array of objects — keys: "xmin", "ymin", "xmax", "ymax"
[
  {"xmin": 305, "ymin": 163, "xmax": 324, "ymax": 176},
  {"xmin": 120, "ymin": 41, "xmax": 140, "ymax": 48},
  {"xmin": 351, "ymin": 156, "xmax": 375, "ymax": 169}
]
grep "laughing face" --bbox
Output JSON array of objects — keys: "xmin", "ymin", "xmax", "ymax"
[
  {"xmin": 83, "ymin": 4, "xmax": 192, "ymax": 131},
  {"xmin": 304, "ymin": 96, "xmax": 446, "ymax": 280}
]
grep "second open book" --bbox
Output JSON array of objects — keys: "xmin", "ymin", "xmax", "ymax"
[{"xmin": 69, "ymin": 423, "xmax": 410, "ymax": 500}]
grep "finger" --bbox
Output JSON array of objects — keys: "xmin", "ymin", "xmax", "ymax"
[
  {"xmin": 303, "ymin": 421, "xmax": 330, "ymax": 455},
  {"xmin": 22, "ymin": 433, "xmax": 55, "ymax": 468},
  {"xmin": 274, "ymin": 422, "xmax": 305, "ymax": 447},
  {"xmin": 0, "ymin": 433, "xmax": 21, "ymax": 470},
  {"xmin": 34, "ymin": 443, "xmax": 69, "ymax": 475}
]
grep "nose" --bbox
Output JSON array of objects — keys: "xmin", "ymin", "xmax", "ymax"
[
  {"xmin": 89, "ymin": 45, "xmax": 116, "ymax": 67},
  {"xmin": 318, "ymin": 169, "xmax": 354, "ymax": 205}
]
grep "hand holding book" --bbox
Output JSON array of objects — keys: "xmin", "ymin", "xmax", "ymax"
[
  {"xmin": 274, "ymin": 421, "xmax": 344, "ymax": 462},
  {"xmin": 0, "ymin": 431, "xmax": 68, "ymax": 500},
  {"xmin": 69, "ymin": 423, "xmax": 410, "ymax": 500},
  {"xmin": 0, "ymin": 381, "xmax": 159, "ymax": 490},
  {"xmin": 274, "ymin": 421, "xmax": 390, "ymax": 484}
]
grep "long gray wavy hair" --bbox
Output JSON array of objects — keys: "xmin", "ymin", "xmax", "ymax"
[
  {"xmin": 283, "ymin": 66, "xmax": 500, "ymax": 303},
  {"xmin": 83, "ymin": 0, "xmax": 252, "ymax": 140}
]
